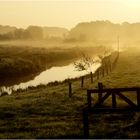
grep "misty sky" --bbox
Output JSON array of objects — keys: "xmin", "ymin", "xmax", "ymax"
[{"xmin": 0, "ymin": 0, "xmax": 140, "ymax": 29}]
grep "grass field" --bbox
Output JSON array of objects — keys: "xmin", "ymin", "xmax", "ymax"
[{"xmin": 0, "ymin": 46, "xmax": 140, "ymax": 138}]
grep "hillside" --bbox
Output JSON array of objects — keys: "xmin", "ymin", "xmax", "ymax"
[
  {"xmin": 0, "ymin": 47, "xmax": 140, "ymax": 138},
  {"xmin": 68, "ymin": 21, "xmax": 140, "ymax": 45}
]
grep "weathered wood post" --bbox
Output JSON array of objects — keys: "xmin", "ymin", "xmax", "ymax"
[
  {"xmin": 69, "ymin": 82, "xmax": 72, "ymax": 97},
  {"xmin": 98, "ymin": 82, "xmax": 103, "ymax": 101},
  {"xmin": 90, "ymin": 72, "xmax": 93, "ymax": 83},
  {"xmin": 112, "ymin": 93, "xmax": 117, "ymax": 108},
  {"xmin": 81, "ymin": 76, "xmax": 84, "ymax": 88},
  {"xmin": 137, "ymin": 89, "xmax": 140, "ymax": 109},
  {"xmin": 83, "ymin": 109, "xmax": 89, "ymax": 138}
]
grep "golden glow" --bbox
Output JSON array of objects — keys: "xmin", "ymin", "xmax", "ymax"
[{"xmin": 0, "ymin": 0, "xmax": 140, "ymax": 29}]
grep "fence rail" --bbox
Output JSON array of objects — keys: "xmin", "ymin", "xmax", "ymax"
[
  {"xmin": 87, "ymin": 86, "xmax": 140, "ymax": 108},
  {"xmin": 68, "ymin": 51, "xmax": 119, "ymax": 97},
  {"xmin": 83, "ymin": 83, "xmax": 140, "ymax": 138}
]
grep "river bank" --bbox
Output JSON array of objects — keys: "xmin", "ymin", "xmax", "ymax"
[
  {"xmin": 0, "ymin": 44, "xmax": 105, "ymax": 86},
  {"xmin": 0, "ymin": 49, "xmax": 119, "ymax": 95}
]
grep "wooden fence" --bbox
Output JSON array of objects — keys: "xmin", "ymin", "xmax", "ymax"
[
  {"xmin": 68, "ymin": 51, "xmax": 119, "ymax": 97},
  {"xmin": 87, "ymin": 87, "xmax": 140, "ymax": 108},
  {"xmin": 83, "ymin": 84, "xmax": 140, "ymax": 138}
]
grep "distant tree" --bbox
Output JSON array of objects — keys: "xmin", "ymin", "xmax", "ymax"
[
  {"xmin": 26, "ymin": 26, "xmax": 43, "ymax": 40},
  {"xmin": 74, "ymin": 53, "xmax": 97, "ymax": 84}
]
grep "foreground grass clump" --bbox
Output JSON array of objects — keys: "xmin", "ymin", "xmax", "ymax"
[{"xmin": 1, "ymin": 47, "xmax": 140, "ymax": 138}]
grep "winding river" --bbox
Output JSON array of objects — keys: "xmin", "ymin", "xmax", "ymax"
[{"xmin": 0, "ymin": 61, "xmax": 101, "ymax": 95}]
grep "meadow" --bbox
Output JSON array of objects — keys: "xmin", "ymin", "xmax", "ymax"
[{"xmin": 0, "ymin": 45, "xmax": 140, "ymax": 138}]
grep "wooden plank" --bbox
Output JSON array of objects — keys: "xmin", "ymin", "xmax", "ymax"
[
  {"xmin": 112, "ymin": 93, "xmax": 117, "ymax": 108},
  {"xmin": 87, "ymin": 87, "xmax": 140, "ymax": 93},
  {"xmin": 116, "ymin": 92, "xmax": 137, "ymax": 108},
  {"xmin": 94, "ymin": 92, "xmax": 111, "ymax": 107}
]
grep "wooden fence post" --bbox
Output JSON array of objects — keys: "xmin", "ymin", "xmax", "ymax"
[
  {"xmin": 90, "ymin": 72, "xmax": 93, "ymax": 83},
  {"xmin": 81, "ymin": 76, "xmax": 84, "ymax": 88},
  {"xmin": 69, "ymin": 82, "xmax": 72, "ymax": 97},
  {"xmin": 137, "ymin": 89, "xmax": 140, "ymax": 108},
  {"xmin": 98, "ymin": 82, "xmax": 103, "ymax": 101},
  {"xmin": 112, "ymin": 93, "xmax": 117, "ymax": 108},
  {"xmin": 83, "ymin": 109, "xmax": 89, "ymax": 138}
]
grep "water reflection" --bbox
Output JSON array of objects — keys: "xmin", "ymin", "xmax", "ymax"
[{"xmin": 0, "ymin": 62, "xmax": 101, "ymax": 95}]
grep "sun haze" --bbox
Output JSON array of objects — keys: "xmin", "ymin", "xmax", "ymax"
[{"xmin": 0, "ymin": 0, "xmax": 140, "ymax": 29}]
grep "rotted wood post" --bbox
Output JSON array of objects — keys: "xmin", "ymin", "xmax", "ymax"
[
  {"xmin": 90, "ymin": 72, "xmax": 93, "ymax": 83},
  {"xmin": 83, "ymin": 109, "xmax": 89, "ymax": 138},
  {"xmin": 98, "ymin": 82, "xmax": 103, "ymax": 101},
  {"xmin": 81, "ymin": 76, "xmax": 84, "ymax": 88},
  {"xmin": 137, "ymin": 89, "xmax": 140, "ymax": 109},
  {"xmin": 112, "ymin": 93, "xmax": 117, "ymax": 108},
  {"xmin": 69, "ymin": 82, "xmax": 72, "ymax": 97}
]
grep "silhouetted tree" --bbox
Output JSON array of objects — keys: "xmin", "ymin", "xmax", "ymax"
[{"xmin": 74, "ymin": 53, "xmax": 97, "ymax": 84}]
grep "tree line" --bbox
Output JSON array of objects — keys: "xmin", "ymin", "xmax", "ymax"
[
  {"xmin": 1, "ymin": 20, "xmax": 140, "ymax": 42},
  {"xmin": 0, "ymin": 26, "xmax": 43, "ymax": 40}
]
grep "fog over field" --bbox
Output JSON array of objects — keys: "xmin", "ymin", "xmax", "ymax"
[{"xmin": 0, "ymin": 0, "xmax": 140, "ymax": 139}]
